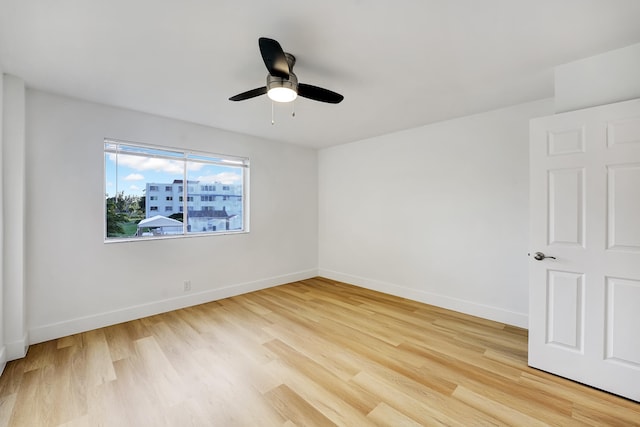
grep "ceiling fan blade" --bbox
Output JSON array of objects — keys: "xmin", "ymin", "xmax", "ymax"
[
  {"xmin": 297, "ymin": 83, "xmax": 344, "ymax": 104},
  {"xmin": 258, "ymin": 37, "xmax": 290, "ymax": 79},
  {"xmin": 229, "ymin": 86, "xmax": 267, "ymax": 101}
]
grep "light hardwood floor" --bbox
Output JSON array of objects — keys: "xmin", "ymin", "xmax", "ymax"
[{"xmin": 0, "ymin": 277, "xmax": 638, "ymax": 426}]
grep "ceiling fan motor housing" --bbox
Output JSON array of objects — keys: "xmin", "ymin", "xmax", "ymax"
[
  {"xmin": 267, "ymin": 72, "xmax": 298, "ymax": 92},
  {"xmin": 267, "ymin": 52, "xmax": 298, "ymax": 92}
]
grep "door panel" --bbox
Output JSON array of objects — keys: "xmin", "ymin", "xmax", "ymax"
[
  {"xmin": 607, "ymin": 164, "xmax": 640, "ymax": 251},
  {"xmin": 605, "ymin": 277, "xmax": 640, "ymax": 367},
  {"xmin": 530, "ymin": 99, "xmax": 640, "ymax": 402},
  {"xmin": 546, "ymin": 270, "xmax": 584, "ymax": 351},
  {"xmin": 607, "ymin": 115, "xmax": 640, "ymax": 147},
  {"xmin": 547, "ymin": 127, "xmax": 585, "ymax": 155},
  {"xmin": 548, "ymin": 168, "xmax": 585, "ymax": 247}
]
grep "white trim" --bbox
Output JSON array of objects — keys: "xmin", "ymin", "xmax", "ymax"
[
  {"xmin": 0, "ymin": 346, "xmax": 6, "ymax": 376},
  {"xmin": 103, "ymin": 228, "xmax": 248, "ymax": 244},
  {"xmin": 5, "ymin": 333, "xmax": 28, "ymax": 361},
  {"xmin": 103, "ymin": 137, "xmax": 250, "ymax": 166},
  {"xmin": 318, "ymin": 269, "xmax": 528, "ymax": 328},
  {"xmin": 29, "ymin": 269, "xmax": 318, "ymax": 345}
]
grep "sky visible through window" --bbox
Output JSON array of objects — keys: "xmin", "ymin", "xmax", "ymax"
[{"xmin": 105, "ymin": 152, "xmax": 242, "ymax": 198}]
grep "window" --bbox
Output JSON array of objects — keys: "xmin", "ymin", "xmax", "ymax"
[
  {"xmin": 104, "ymin": 139, "xmax": 249, "ymax": 240},
  {"xmin": 223, "ymin": 185, "xmax": 230, "ymax": 191}
]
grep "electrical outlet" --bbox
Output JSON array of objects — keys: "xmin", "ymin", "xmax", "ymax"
[{"xmin": 183, "ymin": 280, "xmax": 191, "ymax": 292}]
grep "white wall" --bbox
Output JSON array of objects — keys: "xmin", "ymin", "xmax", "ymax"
[
  {"xmin": 3, "ymin": 75, "xmax": 27, "ymax": 359},
  {"xmin": 0, "ymin": 69, "xmax": 4, "ymax": 373},
  {"xmin": 555, "ymin": 42, "xmax": 640, "ymax": 113},
  {"xmin": 319, "ymin": 99, "xmax": 554, "ymax": 328},
  {"xmin": 26, "ymin": 90, "xmax": 318, "ymax": 344}
]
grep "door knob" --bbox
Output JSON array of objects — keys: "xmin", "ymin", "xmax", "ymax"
[{"xmin": 532, "ymin": 251, "xmax": 556, "ymax": 261}]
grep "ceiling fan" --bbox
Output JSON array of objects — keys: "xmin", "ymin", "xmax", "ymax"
[{"xmin": 229, "ymin": 37, "xmax": 344, "ymax": 104}]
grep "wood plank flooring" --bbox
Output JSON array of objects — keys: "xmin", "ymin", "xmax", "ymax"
[{"xmin": 0, "ymin": 277, "xmax": 638, "ymax": 426}]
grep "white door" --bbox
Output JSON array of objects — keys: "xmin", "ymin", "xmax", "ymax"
[{"xmin": 529, "ymin": 99, "xmax": 640, "ymax": 402}]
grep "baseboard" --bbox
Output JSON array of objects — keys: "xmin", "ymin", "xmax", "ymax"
[
  {"xmin": 318, "ymin": 269, "xmax": 528, "ymax": 328},
  {"xmin": 29, "ymin": 269, "xmax": 318, "ymax": 345},
  {"xmin": 28, "ymin": 268, "xmax": 527, "ymax": 346},
  {"xmin": 0, "ymin": 346, "xmax": 6, "ymax": 376},
  {"xmin": 5, "ymin": 334, "xmax": 29, "ymax": 361}
]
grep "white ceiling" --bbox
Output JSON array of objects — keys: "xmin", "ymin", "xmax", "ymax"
[{"xmin": 1, "ymin": 0, "xmax": 640, "ymax": 149}]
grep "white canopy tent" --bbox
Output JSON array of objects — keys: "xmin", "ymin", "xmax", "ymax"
[{"xmin": 136, "ymin": 215, "xmax": 183, "ymax": 236}]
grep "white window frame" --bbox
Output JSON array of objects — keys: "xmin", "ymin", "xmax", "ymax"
[{"xmin": 104, "ymin": 139, "xmax": 250, "ymax": 242}]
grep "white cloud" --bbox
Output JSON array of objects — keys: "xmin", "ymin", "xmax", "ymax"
[
  {"xmin": 186, "ymin": 161, "xmax": 205, "ymax": 171},
  {"xmin": 125, "ymin": 173, "xmax": 144, "ymax": 181},
  {"xmin": 196, "ymin": 172, "xmax": 242, "ymax": 185},
  {"xmin": 130, "ymin": 185, "xmax": 141, "ymax": 191},
  {"xmin": 109, "ymin": 153, "xmax": 186, "ymax": 175}
]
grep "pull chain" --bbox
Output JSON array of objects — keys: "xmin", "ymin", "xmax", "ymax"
[{"xmin": 271, "ymin": 100, "xmax": 296, "ymax": 124}]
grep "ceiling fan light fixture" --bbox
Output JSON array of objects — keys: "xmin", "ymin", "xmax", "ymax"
[
  {"xmin": 267, "ymin": 86, "xmax": 297, "ymax": 103},
  {"xmin": 266, "ymin": 73, "xmax": 298, "ymax": 103}
]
